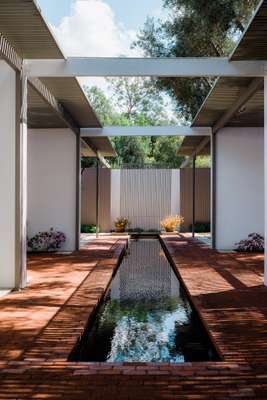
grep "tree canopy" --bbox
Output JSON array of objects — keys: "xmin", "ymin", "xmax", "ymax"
[
  {"xmin": 133, "ymin": 0, "xmax": 259, "ymax": 121},
  {"xmin": 83, "ymin": 79, "xmax": 186, "ymax": 168}
]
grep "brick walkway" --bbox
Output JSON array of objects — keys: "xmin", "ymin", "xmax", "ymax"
[
  {"xmin": 0, "ymin": 235, "xmax": 267, "ymax": 399},
  {"xmin": 0, "ymin": 237, "xmax": 126, "ymax": 362}
]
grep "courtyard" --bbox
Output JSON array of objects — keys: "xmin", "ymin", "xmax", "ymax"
[{"xmin": 0, "ymin": 235, "xmax": 266, "ymax": 398}]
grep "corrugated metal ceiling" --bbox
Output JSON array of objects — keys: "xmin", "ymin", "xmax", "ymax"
[
  {"xmin": 192, "ymin": 77, "xmax": 264, "ymax": 128},
  {"xmin": 230, "ymin": 0, "xmax": 267, "ymax": 61},
  {"xmin": 0, "ymin": 0, "xmax": 102, "ymax": 129}
]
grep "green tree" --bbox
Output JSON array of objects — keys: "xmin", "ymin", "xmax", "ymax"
[
  {"xmin": 84, "ymin": 82, "xmax": 186, "ymax": 168},
  {"xmin": 106, "ymin": 77, "xmax": 172, "ymax": 126},
  {"xmin": 153, "ymin": 136, "xmax": 185, "ymax": 168},
  {"xmin": 133, "ymin": 0, "xmax": 259, "ymax": 121}
]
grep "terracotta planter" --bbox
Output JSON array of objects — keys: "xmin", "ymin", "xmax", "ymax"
[
  {"xmin": 165, "ymin": 228, "xmax": 175, "ymax": 233},
  {"xmin": 115, "ymin": 226, "xmax": 125, "ymax": 233}
]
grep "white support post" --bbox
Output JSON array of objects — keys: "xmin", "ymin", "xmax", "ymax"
[
  {"xmin": 264, "ymin": 77, "xmax": 267, "ymax": 286},
  {"xmin": 0, "ymin": 61, "xmax": 27, "ymax": 289},
  {"xmin": 211, "ymin": 133, "xmax": 216, "ymax": 250},
  {"xmin": 75, "ymin": 132, "xmax": 81, "ymax": 251},
  {"xmin": 15, "ymin": 69, "xmax": 28, "ymax": 288}
]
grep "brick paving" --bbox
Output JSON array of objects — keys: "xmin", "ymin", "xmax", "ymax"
[{"xmin": 0, "ymin": 235, "xmax": 267, "ymax": 399}]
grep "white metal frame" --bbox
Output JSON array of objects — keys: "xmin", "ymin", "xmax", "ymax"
[
  {"xmin": 24, "ymin": 57, "xmax": 267, "ymax": 78},
  {"xmin": 5, "ymin": 41, "xmax": 267, "ymax": 285},
  {"xmin": 81, "ymin": 126, "xmax": 211, "ymax": 137}
]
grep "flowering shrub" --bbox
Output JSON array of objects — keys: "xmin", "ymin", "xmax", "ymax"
[
  {"xmin": 27, "ymin": 228, "xmax": 66, "ymax": 251},
  {"xmin": 114, "ymin": 217, "xmax": 130, "ymax": 232},
  {"xmin": 160, "ymin": 215, "xmax": 184, "ymax": 232},
  {"xmin": 235, "ymin": 233, "xmax": 264, "ymax": 252}
]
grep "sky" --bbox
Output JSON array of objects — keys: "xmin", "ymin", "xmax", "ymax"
[
  {"xmin": 37, "ymin": 0, "xmax": 165, "ymax": 57},
  {"xmin": 37, "ymin": 0, "xmax": 164, "ymax": 31},
  {"xmin": 35, "ymin": 0, "xmax": 175, "ymax": 118}
]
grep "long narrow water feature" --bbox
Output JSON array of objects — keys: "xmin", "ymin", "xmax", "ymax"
[{"xmin": 71, "ymin": 238, "xmax": 218, "ymax": 363}]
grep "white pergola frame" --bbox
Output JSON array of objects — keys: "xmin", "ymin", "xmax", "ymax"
[
  {"xmin": 5, "ymin": 51, "xmax": 267, "ymax": 287},
  {"xmin": 81, "ymin": 126, "xmax": 211, "ymax": 137},
  {"xmin": 24, "ymin": 57, "xmax": 267, "ymax": 78}
]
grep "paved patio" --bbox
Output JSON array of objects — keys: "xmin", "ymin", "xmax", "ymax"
[{"xmin": 0, "ymin": 235, "xmax": 266, "ymax": 399}]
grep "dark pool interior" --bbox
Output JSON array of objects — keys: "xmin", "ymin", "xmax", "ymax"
[{"xmin": 70, "ymin": 238, "xmax": 219, "ymax": 363}]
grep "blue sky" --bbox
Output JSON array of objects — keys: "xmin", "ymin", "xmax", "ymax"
[
  {"xmin": 35, "ymin": 0, "xmax": 177, "ymax": 119},
  {"xmin": 36, "ymin": 0, "xmax": 166, "ymax": 59},
  {"xmin": 37, "ymin": 0, "xmax": 163, "ymax": 31}
]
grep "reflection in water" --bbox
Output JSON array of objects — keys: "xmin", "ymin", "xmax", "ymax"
[
  {"xmin": 72, "ymin": 239, "xmax": 217, "ymax": 363},
  {"xmin": 111, "ymin": 239, "xmax": 180, "ymax": 300}
]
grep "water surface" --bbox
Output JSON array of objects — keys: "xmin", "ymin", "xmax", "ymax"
[{"xmin": 72, "ymin": 239, "xmax": 217, "ymax": 363}]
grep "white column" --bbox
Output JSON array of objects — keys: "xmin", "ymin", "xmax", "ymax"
[
  {"xmin": 210, "ymin": 133, "xmax": 216, "ymax": 249},
  {"xmin": 264, "ymin": 77, "xmax": 267, "ymax": 286},
  {"xmin": 0, "ymin": 61, "xmax": 27, "ymax": 289},
  {"xmin": 75, "ymin": 133, "xmax": 81, "ymax": 250},
  {"xmin": 16, "ymin": 70, "xmax": 28, "ymax": 288}
]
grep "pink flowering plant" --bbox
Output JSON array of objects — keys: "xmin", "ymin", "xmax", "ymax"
[
  {"xmin": 27, "ymin": 228, "xmax": 66, "ymax": 252},
  {"xmin": 235, "ymin": 233, "xmax": 264, "ymax": 252}
]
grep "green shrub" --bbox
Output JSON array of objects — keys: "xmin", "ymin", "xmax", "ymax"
[
  {"xmin": 127, "ymin": 227, "xmax": 144, "ymax": 233},
  {"xmin": 81, "ymin": 224, "xmax": 96, "ymax": 234},
  {"xmin": 189, "ymin": 222, "xmax": 210, "ymax": 233}
]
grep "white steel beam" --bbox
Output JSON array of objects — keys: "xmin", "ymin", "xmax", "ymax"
[
  {"xmin": 97, "ymin": 151, "xmax": 111, "ymax": 168},
  {"xmin": 81, "ymin": 126, "xmax": 211, "ymax": 137},
  {"xmin": 180, "ymin": 136, "xmax": 211, "ymax": 168},
  {"xmin": 24, "ymin": 57, "xmax": 266, "ymax": 78}
]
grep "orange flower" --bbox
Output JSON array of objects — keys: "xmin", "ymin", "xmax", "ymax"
[{"xmin": 160, "ymin": 215, "xmax": 184, "ymax": 232}]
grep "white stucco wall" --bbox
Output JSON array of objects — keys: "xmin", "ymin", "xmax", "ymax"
[
  {"xmin": 110, "ymin": 169, "xmax": 121, "ymax": 226},
  {"xmin": 171, "ymin": 170, "xmax": 180, "ymax": 215},
  {"xmin": 216, "ymin": 127, "xmax": 264, "ymax": 250},
  {"xmin": 112, "ymin": 169, "xmax": 180, "ymax": 230},
  {"xmin": 27, "ymin": 129, "xmax": 77, "ymax": 251},
  {"xmin": 0, "ymin": 61, "xmax": 16, "ymax": 288}
]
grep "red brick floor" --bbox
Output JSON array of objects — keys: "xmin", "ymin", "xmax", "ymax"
[
  {"xmin": 0, "ymin": 235, "xmax": 267, "ymax": 399},
  {"xmin": 0, "ymin": 237, "xmax": 126, "ymax": 362}
]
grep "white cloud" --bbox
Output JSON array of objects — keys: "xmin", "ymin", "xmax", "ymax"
[
  {"xmin": 51, "ymin": 0, "xmax": 142, "ymax": 90},
  {"xmin": 52, "ymin": 0, "xmax": 140, "ymax": 58}
]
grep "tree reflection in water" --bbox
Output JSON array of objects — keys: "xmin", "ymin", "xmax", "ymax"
[{"xmin": 72, "ymin": 240, "xmax": 217, "ymax": 362}]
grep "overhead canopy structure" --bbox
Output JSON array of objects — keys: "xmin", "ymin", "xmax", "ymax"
[
  {"xmin": 177, "ymin": 136, "xmax": 210, "ymax": 157},
  {"xmin": 177, "ymin": 0, "xmax": 265, "ymax": 162},
  {"xmin": 230, "ymin": 0, "xmax": 267, "ymax": 60},
  {"xmin": 0, "ymin": 0, "xmax": 115, "ymax": 158}
]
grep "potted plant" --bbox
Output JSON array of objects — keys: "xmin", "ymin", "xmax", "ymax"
[
  {"xmin": 114, "ymin": 217, "xmax": 130, "ymax": 233},
  {"xmin": 160, "ymin": 215, "xmax": 184, "ymax": 233},
  {"xmin": 27, "ymin": 228, "xmax": 66, "ymax": 252}
]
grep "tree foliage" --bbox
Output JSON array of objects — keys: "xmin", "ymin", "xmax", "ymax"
[
  {"xmin": 84, "ymin": 80, "xmax": 186, "ymax": 168},
  {"xmin": 133, "ymin": 0, "xmax": 259, "ymax": 121}
]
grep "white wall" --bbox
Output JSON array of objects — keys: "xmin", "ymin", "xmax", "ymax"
[
  {"xmin": 0, "ymin": 61, "xmax": 16, "ymax": 288},
  {"xmin": 110, "ymin": 169, "xmax": 121, "ymax": 226},
  {"xmin": 113, "ymin": 169, "xmax": 180, "ymax": 230},
  {"xmin": 216, "ymin": 127, "xmax": 264, "ymax": 250},
  {"xmin": 171, "ymin": 170, "xmax": 180, "ymax": 215},
  {"xmin": 27, "ymin": 129, "xmax": 77, "ymax": 251}
]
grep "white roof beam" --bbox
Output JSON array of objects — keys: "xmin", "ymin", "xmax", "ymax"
[
  {"xmin": 97, "ymin": 152, "xmax": 111, "ymax": 169},
  {"xmin": 180, "ymin": 137, "xmax": 211, "ymax": 168},
  {"xmin": 81, "ymin": 126, "xmax": 211, "ymax": 137},
  {"xmin": 24, "ymin": 57, "xmax": 266, "ymax": 78}
]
